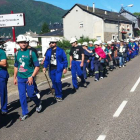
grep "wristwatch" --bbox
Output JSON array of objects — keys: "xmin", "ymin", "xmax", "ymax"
[{"xmin": 31, "ymin": 75, "xmax": 34, "ymax": 78}]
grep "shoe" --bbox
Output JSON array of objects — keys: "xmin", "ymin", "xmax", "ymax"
[
  {"xmin": 94, "ymin": 78, "xmax": 98, "ymax": 81},
  {"xmin": 100, "ymin": 77, "xmax": 103, "ymax": 79},
  {"xmin": 36, "ymin": 104, "xmax": 42, "ymax": 113},
  {"xmin": 26, "ymin": 97, "xmax": 31, "ymax": 102},
  {"xmin": 1, "ymin": 111, "xmax": 7, "ymax": 115},
  {"xmin": 110, "ymin": 69, "xmax": 113, "ymax": 71},
  {"xmin": 83, "ymin": 82, "xmax": 87, "ymax": 88},
  {"xmin": 119, "ymin": 66, "xmax": 121, "ymax": 68},
  {"xmin": 55, "ymin": 97, "xmax": 63, "ymax": 102},
  {"xmin": 72, "ymin": 87, "xmax": 78, "ymax": 92},
  {"xmin": 19, "ymin": 114, "xmax": 29, "ymax": 121},
  {"xmin": 123, "ymin": 65, "xmax": 124, "ymax": 67}
]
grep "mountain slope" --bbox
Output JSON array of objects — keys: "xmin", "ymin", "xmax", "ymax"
[{"xmin": 0, "ymin": 0, "xmax": 67, "ymax": 36}]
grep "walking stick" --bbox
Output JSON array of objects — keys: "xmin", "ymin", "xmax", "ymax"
[{"xmin": 44, "ymin": 72, "xmax": 54, "ymax": 96}]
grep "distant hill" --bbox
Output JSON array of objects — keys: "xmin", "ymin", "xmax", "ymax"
[{"xmin": 0, "ymin": 0, "xmax": 67, "ymax": 36}]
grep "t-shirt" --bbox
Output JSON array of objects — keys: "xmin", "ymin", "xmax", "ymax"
[
  {"xmin": 70, "ymin": 46, "xmax": 84, "ymax": 60},
  {"xmin": 15, "ymin": 49, "xmax": 39, "ymax": 78},
  {"xmin": 0, "ymin": 49, "xmax": 7, "ymax": 71},
  {"xmin": 50, "ymin": 49, "xmax": 57, "ymax": 70},
  {"xmin": 108, "ymin": 44, "xmax": 117, "ymax": 56},
  {"xmin": 29, "ymin": 47, "xmax": 38, "ymax": 58},
  {"xmin": 88, "ymin": 46, "xmax": 95, "ymax": 51}
]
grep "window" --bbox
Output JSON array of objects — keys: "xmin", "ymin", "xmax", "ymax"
[
  {"xmin": 80, "ymin": 23, "xmax": 83, "ymax": 28},
  {"xmin": 96, "ymin": 36, "xmax": 101, "ymax": 41}
]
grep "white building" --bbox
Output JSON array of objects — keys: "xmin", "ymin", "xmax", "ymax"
[
  {"xmin": 38, "ymin": 29, "xmax": 63, "ymax": 57},
  {"xmin": 63, "ymin": 3, "xmax": 133, "ymax": 41},
  {"xmin": 24, "ymin": 30, "xmax": 39, "ymax": 47}
]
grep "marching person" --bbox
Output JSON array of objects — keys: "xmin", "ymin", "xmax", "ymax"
[
  {"xmin": 69, "ymin": 37, "xmax": 87, "ymax": 91},
  {"xmin": 26, "ymin": 37, "xmax": 40, "ymax": 100},
  {"xmin": 88, "ymin": 41, "xmax": 95, "ymax": 77},
  {"xmin": 0, "ymin": 40, "xmax": 9, "ymax": 115},
  {"xmin": 43, "ymin": 37, "xmax": 68, "ymax": 102},
  {"xmin": 93, "ymin": 41, "xmax": 106, "ymax": 81},
  {"xmin": 82, "ymin": 42, "xmax": 92, "ymax": 79},
  {"xmin": 14, "ymin": 35, "xmax": 42, "ymax": 121}
]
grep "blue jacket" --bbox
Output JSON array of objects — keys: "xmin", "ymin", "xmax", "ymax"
[{"xmin": 44, "ymin": 47, "xmax": 68, "ymax": 73}]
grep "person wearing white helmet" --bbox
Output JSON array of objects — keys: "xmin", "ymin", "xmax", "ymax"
[
  {"xmin": 88, "ymin": 41, "xmax": 95, "ymax": 77},
  {"xmin": 69, "ymin": 37, "xmax": 87, "ymax": 91},
  {"xmin": 14, "ymin": 35, "xmax": 42, "ymax": 121},
  {"xmin": 43, "ymin": 37, "xmax": 68, "ymax": 102},
  {"xmin": 82, "ymin": 42, "xmax": 92, "ymax": 79},
  {"xmin": 93, "ymin": 41, "xmax": 106, "ymax": 81},
  {"xmin": 26, "ymin": 37, "xmax": 40, "ymax": 102},
  {"xmin": 107, "ymin": 41, "xmax": 114, "ymax": 71},
  {"xmin": 0, "ymin": 40, "xmax": 9, "ymax": 115}
]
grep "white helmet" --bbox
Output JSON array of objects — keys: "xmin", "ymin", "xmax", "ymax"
[
  {"xmin": 89, "ymin": 41, "xmax": 93, "ymax": 44},
  {"xmin": 70, "ymin": 37, "xmax": 77, "ymax": 44},
  {"xmin": 78, "ymin": 43, "xmax": 81, "ymax": 46},
  {"xmin": 94, "ymin": 41, "xmax": 100, "ymax": 45},
  {"xmin": 98, "ymin": 40, "xmax": 102, "ymax": 44},
  {"xmin": 111, "ymin": 39, "xmax": 115, "ymax": 43},
  {"xmin": 107, "ymin": 41, "xmax": 112, "ymax": 44},
  {"xmin": 16, "ymin": 35, "xmax": 27, "ymax": 43},
  {"xmin": 50, "ymin": 37, "xmax": 58, "ymax": 43},
  {"xmin": 82, "ymin": 42, "xmax": 88, "ymax": 46},
  {"xmin": 26, "ymin": 37, "xmax": 30, "ymax": 42}
]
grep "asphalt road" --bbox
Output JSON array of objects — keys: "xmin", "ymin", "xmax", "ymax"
[{"xmin": 1, "ymin": 56, "xmax": 140, "ymax": 140}]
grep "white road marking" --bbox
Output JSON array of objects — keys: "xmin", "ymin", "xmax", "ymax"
[
  {"xmin": 113, "ymin": 100, "xmax": 128, "ymax": 118},
  {"xmin": 97, "ymin": 135, "xmax": 106, "ymax": 140},
  {"xmin": 61, "ymin": 76, "xmax": 72, "ymax": 81},
  {"xmin": 130, "ymin": 77, "xmax": 140, "ymax": 92}
]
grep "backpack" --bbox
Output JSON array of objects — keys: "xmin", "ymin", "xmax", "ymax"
[{"xmin": 15, "ymin": 50, "xmax": 34, "ymax": 67}]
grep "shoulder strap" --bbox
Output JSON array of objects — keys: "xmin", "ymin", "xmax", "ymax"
[
  {"xmin": 29, "ymin": 50, "xmax": 32, "ymax": 59},
  {"xmin": 15, "ymin": 51, "xmax": 18, "ymax": 63}
]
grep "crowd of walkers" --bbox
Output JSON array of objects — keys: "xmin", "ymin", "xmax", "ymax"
[{"xmin": 0, "ymin": 34, "xmax": 140, "ymax": 121}]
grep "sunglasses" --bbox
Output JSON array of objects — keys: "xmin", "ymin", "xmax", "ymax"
[{"xmin": 50, "ymin": 42, "xmax": 56, "ymax": 44}]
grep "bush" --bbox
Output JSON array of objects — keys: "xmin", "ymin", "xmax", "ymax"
[{"xmin": 57, "ymin": 36, "xmax": 96, "ymax": 50}]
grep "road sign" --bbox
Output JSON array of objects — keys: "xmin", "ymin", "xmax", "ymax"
[{"xmin": 0, "ymin": 13, "xmax": 25, "ymax": 28}]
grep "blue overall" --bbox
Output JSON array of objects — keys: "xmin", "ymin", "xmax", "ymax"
[
  {"xmin": 0, "ymin": 69, "xmax": 9, "ymax": 113},
  {"xmin": 71, "ymin": 60, "xmax": 85, "ymax": 89},
  {"xmin": 94, "ymin": 60, "xmax": 103, "ymax": 80},
  {"xmin": 83, "ymin": 50, "xmax": 92, "ymax": 79},
  {"xmin": 17, "ymin": 77, "xmax": 40, "ymax": 115},
  {"xmin": 44, "ymin": 47, "xmax": 68, "ymax": 98},
  {"xmin": 83, "ymin": 61, "xmax": 89, "ymax": 79}
]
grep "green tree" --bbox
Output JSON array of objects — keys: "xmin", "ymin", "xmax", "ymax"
[
  {"xmin": 40, "ymin": 22, "xmax": 50, "ymax": 34},
  {"xmin": 133, "ymin": 12, "xmax": 140, "ymax": 17}
]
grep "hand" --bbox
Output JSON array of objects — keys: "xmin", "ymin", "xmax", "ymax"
[
  {"xmin": 99, "ymin": 57, "xmax": 102, "ymax": 61},
  {"xmin": 27, "ymin": 77, "xmax": 33, "ymax": 85},
  {"xmin": 41, "ymin": 61, "xmax": 44, "ymax": 65},
  {"xmin": 63, "ymin": 69, "xmax": 67, "ymax": 74},
  {"xmin": 87, "ymin": 60, "xmax": 90, "ymax": 63},
  {"xmin": 80, "ymin": 62, "xmax": 83, "ymax": 67},
  {"xmin": 14, "ymin": 78, "xmax": 17, "ymax": 85},
  {"xmin": 69, "ymin": 65, "xmax": 71, "ymax": 69},
  {"xmin": 43, "ymin": 68, "xmax": 46, "ymax": 73}
]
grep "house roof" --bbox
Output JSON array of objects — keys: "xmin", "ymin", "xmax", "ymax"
[
  {"xmin": 49, "ymin": 22, "xmax": 63, "ymax": 30},
  {"xmin": 38, "ymin": 29, "xmax": 63, "ymax": 37},
  {"xmin": 63, "ymin": 4, "xmax": 132, "ymax": 24},
  {"xmin": 119, "ymin": 7, "xmax": 138, "ymax": 18},
  {"xmin": 24, "ymin": 30, "xmax": 38, "ymax": 38}
]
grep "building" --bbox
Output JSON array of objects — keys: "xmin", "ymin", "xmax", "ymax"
[
  {"xmin": 24, "ymin": 30, "xmax": 39, "ymax": 47},
  {"xmin": 38, "ymin": 29, "xmax": 63, "ymax": 57},
  {"xmin": 63, "ymin": 3, "xmax": 133, "ymax": 41},
  {"xmin": 120, "ymin": 7, "xmax": 140, "ymax": 37}
]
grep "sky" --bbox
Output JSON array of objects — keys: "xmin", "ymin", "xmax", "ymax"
[{"xmin": 35, "ymin": 0, "xmax": 140, "ymax": 13}]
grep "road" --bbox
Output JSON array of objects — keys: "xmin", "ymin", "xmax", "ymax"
[{"xmin": 1, "ymin": 56, "xmax": 140, "ymax": 140}]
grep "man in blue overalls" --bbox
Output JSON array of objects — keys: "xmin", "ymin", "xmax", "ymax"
[
  {"xmin": 14, "ymin": 35, "xmax": 42, "ymax": 121},
  {"xmin": 43, "ymin": 37, "xmax": 68, "ymax": 102},
  {"xmin": 69, "ymin": 37, "xmax": 87, "ymax": 91},
  {"xmin": 0, "ymin": 41, "xmax": 9, "ymax": 115}
]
